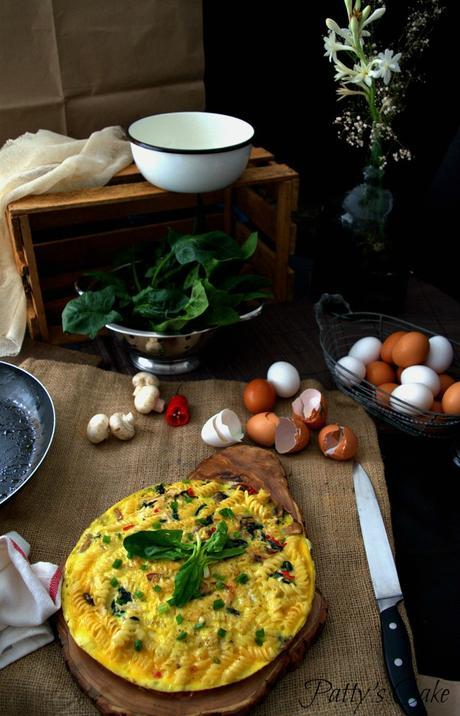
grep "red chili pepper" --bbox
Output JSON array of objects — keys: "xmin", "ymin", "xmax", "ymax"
[
  {"xmin": 265, "ymin": 534, "xmax": 285, "ymax": 548},
  {"xmin": 239, "ymin": 483, "xmax": 258, "ymax": 495},
  {"xmin": 153, "ymin": 670, "xmax": 162, "ymax": 678},
  {"xmin": 280, "ymin": 570, "xmax": 295, "ymax": 580},
  {"xmin": 122, "ymin": 524, "xmax": 135, "ymax": 531},
  {"xmin": 186, "ymin": 487, "xmax": 195, "ymax": 497},
  {"xmin": 165, "ymin": 394, "xmax": 190, "ymax": 427}
]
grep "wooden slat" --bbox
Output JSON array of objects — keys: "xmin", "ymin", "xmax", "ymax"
[
  {"xmin": 235, "ymin": 186, "xmax": 276, "ymax": 240},
  {"xmin": 19, "ymin": 216, "xmax": 49, "ymax": 340},
  {"xmin": 8, "ymin": 162, "xmax": 297, "ymax": 216}
]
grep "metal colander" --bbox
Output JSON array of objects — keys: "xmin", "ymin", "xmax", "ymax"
[{"xmin": 315, "ymin": 294, "xmax": 460, "ymax": 438}]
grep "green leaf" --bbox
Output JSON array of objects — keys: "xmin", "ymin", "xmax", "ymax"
[
  {"xmin": 204, "ymin": 521, "xmax": 228, "ymax": 554},
  {"xmin": 132, "ymin": 287, "xmax": 189, "ymax": 321},
  {"xmin": 123, "ymin": 530, "xmax": 192, "ymax": 560},
  {"xmin": 152, "ymin": 280, "xmax": 209, "ymax": 332},
  {"xmin": 62, "ymin": 287, "xmax": 122, "ymax": 339},
  {"xmin": 239, "ymin": 232, "xmax": 258, "ymax": 260},
  {"xmin": 171, "ymin": 553, "xmax": 204, "ymax": 607}
]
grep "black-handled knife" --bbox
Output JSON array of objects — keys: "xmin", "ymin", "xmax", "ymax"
[{"xmin": 353, "ymin": 462, "xmax": 427, "ymax": 715}]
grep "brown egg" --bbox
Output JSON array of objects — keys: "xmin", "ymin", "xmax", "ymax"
[
  {"xmin": 381, "ymin": 331, "xmax": 406, "ymax": 363},
  {"xmin": 292, "ymin": 388, "xmax": 328, "ymax": 430},
  {"xmin": 275, "ymin": 416, "xmax": 310, "ymax": 454},
  {"xmin": 365, "ymin": 361, "xmax": 396, "ymax": 386},
  {"xmin": 431, "ymin": 400, "xmax": 444, "ymax": 414},
  {"xmin": 243, "ymin": 379, "xmax": 276, "ymax": 414},
  {"xmin": 318, "ymin": 424, "xmax": 358, "ymax": 461},
  {"xmin": 392, "ymin": 332, "xmax": 430, "ymax": 367},
  {"xmin": 437, "ymin": 373, "xmax": 455, "ymax": 399},
  {"xmin": 441, "ymin": 382, "xmax": 460, "ymax": 415},
  {"xmin": 375, "ymin": 382, "xmax": 399, "ymax": 406},
  {"xmin": 246, "ymin": 412, "xmax": 279, "ymax": 447},
  {"xmin": 396, "ymin": 366, "xmax": 404, "ymax": 382}
]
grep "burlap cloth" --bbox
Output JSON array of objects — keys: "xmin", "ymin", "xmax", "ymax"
[{"xmin": 0, "ymin": 357, "xmax": 417, "ymax": 716}]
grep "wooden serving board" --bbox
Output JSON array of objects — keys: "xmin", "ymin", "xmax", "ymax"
[{"xmin": 57, "ymin": 445, "xmax": 328, "ymax": 716}]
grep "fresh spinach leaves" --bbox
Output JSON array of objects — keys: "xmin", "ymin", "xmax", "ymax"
[{"xmin": 62, "ymin": 230, "xmax": 270, "ymax": 337}]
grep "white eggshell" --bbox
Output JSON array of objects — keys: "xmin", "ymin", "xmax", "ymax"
[
  {"xmin": 400, "ymin": 365, "xmax": 440, "ymax": 396},
  {"xmin": 425, "ymin": 336, "xmax": 454, "ymax": 373},
  {"xmin": 390, "ymin": 383, "xmax": 434, "ymax": 415},
  {"xmin": 201, "ymin": 410, "xmax": 243, "ymax": 447},
  {"xmin": 214, "ymin": 409, "xmax": 244, "ymax": 443},
  {"xmin": 267, "ymin": 361, "xmax": 301, "ymax": 398},
  {"xmin": 335, "ymin": 355, "xmax": 366, "ymax": 387},
  {"xmin": 348, "ymin": 336, "xmax": 382, "ymax": 365}
]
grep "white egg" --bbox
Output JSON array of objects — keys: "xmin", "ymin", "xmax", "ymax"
[
  {"xmin": 348, "ymin": 336, "xmax": 382, "ymax": 365},
  {"xmin": 425, "ymin": 336, "xmax": 454, "ymax": 373},
  {"xmin": 390, "ymin": 383, "xmax": 434, "ymax": 415},
  {"xmin": 267, "ymin": 361, "xmax": 301, "ymax": 398},
  {"xmin": 400, "ymin": 365, "xmax": 440, "ymax": 396},
  {"xmin": 335, "ymin": 355, "xmax": 366, "ymax": 387}
]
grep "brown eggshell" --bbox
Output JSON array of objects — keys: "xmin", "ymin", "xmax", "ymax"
[
  {"xmin": 395, "ymin": 366, "xmax": 404, "ymax": 383},
  {"xmin": 246, "ymin": 412, "xmax": 280, "ymax": 447},
  {"xmin": 291, "ymin": 388, "xmax": 328, "ymax": 430},
  {"xmin": 381, "ymin": 331, "xmax": 407, "ymax": 363},
  {"xmin": 243, "ymin": 379, "xmax": 277, "ymax": 414},
  {"xmin": 365, "ymin": 361, "xmax": 396, "ymax": 386},
  {"xmin": 275, "ymin": 416, "xmax": 310, "ymax": 454},
  {"xmin": 392, "ymin": 332, "xmax": 430, "ymax": 368},
  {"xmin": 318, "ymin": 424, "xmax": 358, "ymax": 461},
  {"xmin": 431, "ymin": 400, "xmax": 444, "ymax": 414},
  {"xmin": 436, "ymin": 373, "xmax": 455, "ymax": 399},
  {"xmin": 441, "ymin": 382, "xmax": 460, "ymax": 415},
  {"xmin": 375, "ymin": 382, "xmax": 399, "ymax": 407}
]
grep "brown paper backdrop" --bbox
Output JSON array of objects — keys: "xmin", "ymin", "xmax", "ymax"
[
  {"xmin": 0, "ymin": 0, "xmax": 205, "ymax": 145},
  {"xmin": 0, "ymin": 358, "xmax": 415, "ymax": 715}
]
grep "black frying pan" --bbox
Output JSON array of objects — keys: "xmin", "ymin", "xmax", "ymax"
[{"xmin": 0, "ymin": 361, "xmax": 55, "ymax": 506}]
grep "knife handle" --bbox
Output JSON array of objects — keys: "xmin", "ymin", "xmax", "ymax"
[{"xmin": 380, "ymin": 604, "xmax": 427, "ymax": 715}]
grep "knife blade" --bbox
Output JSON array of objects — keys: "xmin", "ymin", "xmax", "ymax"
[{"xmin": 353, "ymin": 462, "xmax": 427, "ymax": 715}]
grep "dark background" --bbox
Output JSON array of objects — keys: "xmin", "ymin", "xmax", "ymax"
[{"xmin": 202, "ymin": 0, "xmax": 459, "ymax": 302}]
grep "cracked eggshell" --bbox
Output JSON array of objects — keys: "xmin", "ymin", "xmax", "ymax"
[
  {"xmin": 275, "ymin": 416, "xmax": 310, "ymax": 455},
  {"xmin": 292, "ymin": 388, "xmax": 328, "ymax": 430},
  {"xmin": 201, "ymin": 409, "xmax": 244, "ymax": 447},
  {"xmin": 318, "ymin": 424, "xmax": 358, "ymax": 461}
]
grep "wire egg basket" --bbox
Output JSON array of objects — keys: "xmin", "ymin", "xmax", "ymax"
[{"xmin": 315, "ymin": 294, "xmax": 460, "ymax": 438}]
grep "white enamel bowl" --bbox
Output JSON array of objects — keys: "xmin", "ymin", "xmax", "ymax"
[{"xmin": 127, "ymin": 112, "xmax": 254, "ymax": 193}]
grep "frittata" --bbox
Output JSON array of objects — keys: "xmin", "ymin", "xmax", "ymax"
[{"xmin": 62, "ymin": 478, "xmax": 315, "ymax": 691}]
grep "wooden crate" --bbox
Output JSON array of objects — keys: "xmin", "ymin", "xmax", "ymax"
[{"xmin": 6, "ymin": 147, "xmax": 298, "ymax": 343}]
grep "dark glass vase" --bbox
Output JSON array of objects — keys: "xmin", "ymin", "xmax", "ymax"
[{"xmin": 337, "ymin": 165, "xmax": 408, "ymax": 313}]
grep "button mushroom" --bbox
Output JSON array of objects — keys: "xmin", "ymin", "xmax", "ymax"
[
  {"xmin": 132, "ymin": 372, "xmax": 160, "ymax": 392},
  {"xmin": 86, "ymin": 414, "xmax": 110, "ymax": 444},
  {"xmin": 133, "ymin": 384, "xmax": 165, "ymax": 414},
  {"xmin": 109, "ymin": 412, "xmax": 136, "ymax": 440}
]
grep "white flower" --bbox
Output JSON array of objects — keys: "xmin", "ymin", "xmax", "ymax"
[
  {"xmin": 350, "ymin": 61, "xmax": 374, "ymax": 88},
  {"xmin": 370, "ymin": 49, "xmax": 402, "ymax": 85},
  {"xmin": 323, "ymin": 30, "xmax": 353, "ymax": 62},
  {"xmin": 333, "ymin": 58, "xmax": 356, "ymax": 82}
]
